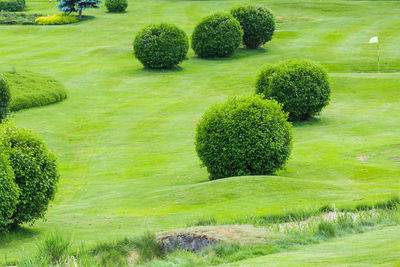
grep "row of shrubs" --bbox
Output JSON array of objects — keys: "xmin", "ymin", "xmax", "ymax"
[
  {"xmin": 0, "ymin": 76, "xmax": 60, "ymax": 231},
  {"xmin": 133, "ymin": 4, "xmax": 275, "ymax": 69},
  {"xmin": 0, "ymin": 11, "xmax": 41, "ymax": 25},
  {"xmin": 35, "ymin": 13, "xmax": 79, "ymax": 25},
  {"xmin": 0, "ymin": 12, "xmax": 79, "ymax": 25},
  {"xmin": 0, "ymin": 0, "xmax": 25, "ymax": 12},
  {"xmin": 195, "ymin": 59, "xmax": 330, "ymax": 180}
]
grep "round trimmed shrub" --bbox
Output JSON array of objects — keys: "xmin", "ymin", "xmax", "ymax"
[
  {"xmin": 0, "ymin": 75, "xmax": 10, "ymax": 124},
  {"xmin": 105, "ymin": 0, "xmax": 127, "ymax": 13},
  {"xmin": 256, "ymin": 59, "xmax": 331, "ymax": 121},
  {"xmin": 0, "ymin": 121, "xmax": 59, "ymax": 226},
  {"xmin": 0, "ymin": 148, "xmax": 19, "ymax": 231},
  {"xmin": 191, "ymin": 13, "xmax": 243, "ymax": 58},
  {"xmin": 195, "ymin": 95, "xmax": 292, "ymax": 180},
  {"xmin": 230, "ymin": 5, "xmax": 275, "ymax": 49},
  {"xmin": 134, "ymin": 23, "xmax": 189, "ymax": 69}
]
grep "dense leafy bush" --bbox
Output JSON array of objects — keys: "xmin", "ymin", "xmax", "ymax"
[
  {"xmin": 4, "ymin": 71, "xmax": 67, "ymax": 112},
  {"xmin": 105, "ymin": 0, "xmax": 127, "ymax": 12},
  {"xmin": 0, "ymin": 75, "xmax": 10, "ymax": 123},
  {"xmin": 191, "ymin": 13, "xmax": 243, "ymax": 58},
  {"xmin": 256, "ymin": 59, "xmax": 331, "ymax": 121},
  {"xmin": 195, "ymin": 95, "xmax": 292, "ymax": 180},
  {"xmin": 134, "ymin": 23, "xmax": 189, "ymax": 69},
  {"xmin": 0, "ymin": 0, "xmax": 25, "ymax": 12},
  {"xmin": 35, "ymin": 13, "xmax": 79, "ymax": 25},
  {"xmin": 0, "ymin": 121, "xmax": 59, "ymax": 226},
  {"xmin": 230, "ymin": 5, "xmax": 275, "ymax": 49},
  {"xmin": 0, "ymin": 12, "xmax": 40, "ymax": 25},
  {"xmin": 0, "ymin": 148, "xmax": 19, "ymax": 231}
]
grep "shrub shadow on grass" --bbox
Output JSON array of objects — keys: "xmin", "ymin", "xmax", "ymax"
[
  {"xmin": 78, "ymin": 15, "xmax": 95, "ymax": 23},
  {"xmin": 0, "ymin": 226, "xmax": 40, "ymax": 248},
  {"xmin": 139, "ymin": 65, "xmax": 184, "ymax": 73},
  {"xmin": 191, "ymin": 47, "xmax": 268, "ymax": 62},
  {"xmin": 106, "ymin": 11, "xmax": 128, "ymax": 14},
  {"xmin": 292, "ymin": 116, "xmax": 331, "ymax": 127}
]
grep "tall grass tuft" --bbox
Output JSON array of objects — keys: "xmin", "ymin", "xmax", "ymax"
[
  {"xmin": 134, "ymin": 231, "xmax": 163, "ymax": 263},
  {"xmin": 36, "ymin": 230, "xmax": 73, "ymax": 265}
]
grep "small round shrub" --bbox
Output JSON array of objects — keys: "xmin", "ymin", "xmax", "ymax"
[
  {"xmin": 105, "ymin": 0, "xmax": 127, "ymax": 13},
  {"xmin": 195, "ymin": 95, "xmax": 292, "ymax": 180},
  {"xmin": 0, "ymin": 75, "xmax": 10, "ymax": 124},
  {"xmin": 230, "ymin": 5, "xmax": 275, "ymax": 49},
  {"xmin": 256, "ymin": 59, "xmax": 331, "ymax": 121},
  {"xmin": 191, "ymin": 13, "xmax": 243, "ymax": 58},
  {"xmin": 0, "ymin": 121, "xmax": 59, "ymax": 226},
  {"xmin": 0, "ymin": 148, "xmax": 19, "ymax": 231},
  {"xmin": 134, "ymin": 23, "xmax": 189, "ymax": 69}
]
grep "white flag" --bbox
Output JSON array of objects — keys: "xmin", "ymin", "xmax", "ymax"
[{"xmin": 369, "ymin": 36, "xmax": 378, "ymax": 44}]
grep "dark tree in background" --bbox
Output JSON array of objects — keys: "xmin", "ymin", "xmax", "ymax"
[{"xmin": 57, "ymin": 0, "xmax": 101, "ymax": 19}]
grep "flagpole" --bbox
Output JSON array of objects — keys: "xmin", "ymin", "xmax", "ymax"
[{"xmin": 377, "ymin": 42, "xmax": 380, "ymax": 73}]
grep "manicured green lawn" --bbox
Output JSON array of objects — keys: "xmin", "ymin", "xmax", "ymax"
[
  {"xmin": 0, "ymin": 0, "xmax": 399, "ymax": 263},
  {"xmin": 222, "ymin": 225, "xmax": 400, "ymax": 266}
]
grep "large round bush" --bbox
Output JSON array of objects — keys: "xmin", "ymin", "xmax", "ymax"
[
  {"xmin": 0, "ymin": 148, "xmax": 19, "ymax": 231},
  {"xmin": 256, "ymin": 59, "xmax": 331, "ymax": 121},
  {"xmin": 0, "ymin": 75, "xmax": 10, "ymax": 123},
  {"xmin": 195, "ymin": 95, "xmax": 292, "ymax": 180},
  {"xmin": 134, "ymin": 23, "xmax": 189, "ymax": 69},
  {"xmin": 191, "ymin": 13, "xmax": 243, "ymax": 58},
  {"xmin": 0, "ymin": 121, "xmax": 59, "ymax": 225},
  {"xmin": 230, "ymin": 5, "xmax": 275, "ymax": 49},
  {"xmin": 105, "ymin": 0, "xmax": 127, "ymax": 13}
]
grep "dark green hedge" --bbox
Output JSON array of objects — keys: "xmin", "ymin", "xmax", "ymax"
[
  {"xmin": 256, "ymin": 59, "xmax": 331, "ymax": 121},
  {"xmin": 191, "ymin": 13, "xmax": 243, "ymax": 58},
  {"xmin": 0, "ymin": 147, "xmax": 19, "ymax": 231},
  {"xmin": 105, "ymin": 0, "xmax": 127, "ymax": 13},
  {"xmin": 3, "ymin": 71, "xmax": 67, "ymax": 112},
  {"xmin": 134, "ymin": 23, "xmax": 189, "ymax": 69},
  {"xmin": 195, "ymin": 95, "xmax": 292, "ymax": 180},
  {"xmin": 230, "ymin": 4, "xmax": 275, "ymax": 49},
  {"xmin": 0, "ymin": 121, "xmax": 60, "ymax": 226},
  {"xmin": 0, "ymin": 0, "xmax": 25, "ymax": 12}
]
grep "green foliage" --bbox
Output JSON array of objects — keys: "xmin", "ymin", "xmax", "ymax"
[
  {"xmin": 230, "ymin": 5, "xmax": 275, "ymax": 49},
  {"xmin": 134, "ymin": 23, "xmax": 189, "ymax": 69},
  {"xmin": 105, "ymin": 0, "xmax": 127, "ymax": 12},
  {"xmin": 0, "ymin": 0, "xmax": 25, "ymax": 12},
  {"xmin": 134, "ymin": 231, "xmax": 163, "ymax": 263},
  {"xmin": 0, "ymin": 148, "xmax": 19, "ymax": 231},
  {"xmin": 0, "ymin": 11, "xmax": 40, "ymax": 25},
  {"xmin": 0, "ymin": 121, "xmax": 59, "ymax": 226},
  {"xmin": 187, "ymin": 216, "xmax": 218, "ymax": 227},
  {"xmin": 36, "ymin": 231, "xmax": 72, "ymax": 265},
  {"xmin": 191, "ymin": 13, "xmax": 243, "ymax": 58},
  {"xmin": 195, "ymin": 95, "xmax": 292, "ymax": 180},
  {"xmin": 3, "ymin": 71, "xmax": 67, "ymax": 112},
  {"xmin": 35, "ymin": 13, "xmax": 79, "ymax": 25},
  {"xmin": 256, "ymin": 59, "xmax": 331, "ymax": 121},
  {"xmin": 0, "ymin": 75, "xmax": 10, "ymax": 123},
  {"xmin": 317, "ymin": 221, "xmax": 336, "ymax": 238},
  {"xmin": 57, "ymin": 0, "xmax": 101, "ymax": 18}
]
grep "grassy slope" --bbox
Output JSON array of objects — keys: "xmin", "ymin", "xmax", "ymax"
[
  {"xmin": 3, "ymin": 70, "xmax": 67, "ymax": 112},
  {"xmin": 222, "ymin": 225, "xmax": 400, "ymax": 266},
  {"xmin": 0, "ymin": 0, "xmax": 399, "ymax": 262}
]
